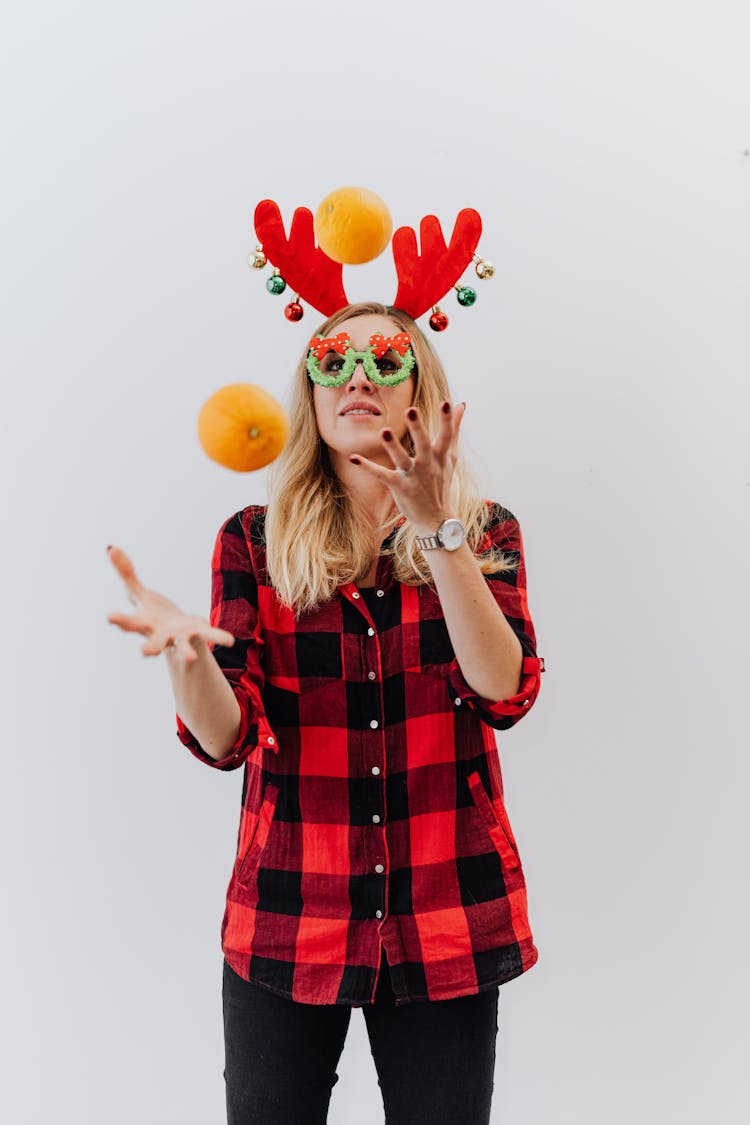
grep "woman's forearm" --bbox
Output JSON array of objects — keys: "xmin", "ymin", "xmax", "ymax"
[
  {"xmin": 416, "ymin": 532, "xmax": 523, "ymax": 702},
  {"xmin": 166, "ymin": 638, "xmax": 241, "ymax": 762}
]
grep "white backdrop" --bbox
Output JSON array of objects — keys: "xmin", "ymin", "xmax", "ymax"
[{"xmin": 3, "ymin": 1, "xmax": 748, "ymax": 1122}]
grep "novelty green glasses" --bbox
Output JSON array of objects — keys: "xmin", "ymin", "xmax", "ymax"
[{"xmin": 306, "ymin": 331, "xmax": 416, "ymax": 387}]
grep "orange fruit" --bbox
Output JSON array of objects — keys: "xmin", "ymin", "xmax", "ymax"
[
  {"xmin": 197, "ymin": 383, "xmax": 289, "ymax": 472},
  {"xmin": 313, "ymin": 186, "xmax": 393, "ymax": 265}
]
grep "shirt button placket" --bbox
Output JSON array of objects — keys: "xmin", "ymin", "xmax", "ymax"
[{"xmin": 364, "ymin": 605, "xmax": 386, "ymax": 921}]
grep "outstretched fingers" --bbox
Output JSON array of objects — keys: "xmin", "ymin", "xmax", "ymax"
[
  {"xmin": 107, "ymin": 611, "xmax": 149, "ymax": 633},
  {"xmin": 107, "ymin": 545, "xmax": 146, "ymax": 608},
  {"xmin": 431, "ymin": 401, "xmax": 466, "ymax": 459},
  {"xmin": 107, "ymin": 607, "xmax": 236, "ymax": 657}
]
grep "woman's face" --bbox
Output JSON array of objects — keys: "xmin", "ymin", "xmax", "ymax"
[{"xmin": 311, "ymin": 313, "xmax": 416, "ymax": 465}]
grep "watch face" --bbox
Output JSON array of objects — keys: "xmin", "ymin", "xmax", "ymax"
[{"xmin": 439, "ymin": 519, "xmax": 466, "ymax": 550}]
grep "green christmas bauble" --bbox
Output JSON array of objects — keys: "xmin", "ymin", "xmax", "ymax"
[{"xmin": 266, "ymin": 272, "xmax": 287, "ymax": 295}]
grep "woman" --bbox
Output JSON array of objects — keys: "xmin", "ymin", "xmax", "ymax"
[{"xmin": 107, "ymin": 300, "xmax": 545, "ymax": 1124}]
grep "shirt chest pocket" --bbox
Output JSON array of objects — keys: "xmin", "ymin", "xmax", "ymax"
[
  {"xmin": 263, "ymin": 630, "xmax": 344, "ymax": 691},
  {"xmin": 403, "ymin": 587, "xmax": 456, "ymax": 677}
]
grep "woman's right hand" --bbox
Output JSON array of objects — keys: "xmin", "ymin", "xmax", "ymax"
[{"xmin": 106, "ymin": 545, "xmax": 236, "ymax": 665}]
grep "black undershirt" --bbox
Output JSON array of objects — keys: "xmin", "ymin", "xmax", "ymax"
[{"xmin": 357, "ymin": 585, "xmax": 385, "ymax": 630}]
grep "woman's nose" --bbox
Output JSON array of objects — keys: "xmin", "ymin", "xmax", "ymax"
[{"xmin": 349, "ymin": 360, "xmax": 374, "ymax": 387}]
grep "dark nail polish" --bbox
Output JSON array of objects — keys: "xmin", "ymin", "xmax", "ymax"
[
  {"xmin": 350, "ymin": 456, "xmax": 361, "ymax": 464},
  {"xmin": 383, "ymin": 430, "xmax": 393, "ymax": 441},
  {"xmin": 442, "ymin": 402, "xmax": 451, "ymax": 414},
  {"xmin": 407, "ymin": 408, "xmax": 417, "ymax": 421}
]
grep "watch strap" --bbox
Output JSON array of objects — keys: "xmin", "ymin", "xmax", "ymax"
[{"xmin": 414, "ymin": 532, "xmax": 442, "ymax": 550}]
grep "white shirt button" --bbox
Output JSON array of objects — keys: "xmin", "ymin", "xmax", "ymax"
[
  {"xmin": 352, "ymin": 591, "xmax": 360, "ymax": 599},
  {"xmin": 454, "ymin": 697, "xmax": 462, "ymax": 706},
  {"xmin": 375, "ymin": 909, "xmax": 383, "ymax": 919},
  {"xmin": 375, "ymin": 863, "xmax": 384, "ymax": 873},
  {"xmin": 372, "ymin": 813, "xmax": 381, "ymax": 823},
  {"xmin": 371, "ymin": 765, "xmax": 380, "ymax": 775},
  {"xmin": 368, "ymin": 670, "xmax": 376, "ymax": 680},
  {"xmin": 370, "ymin": 719, "xmax": 379, "ymax": 729},
  {"xmin": 267, "ymin": 736, "xmax": 275, "ymax": 744},
  {"xmin": 376, "ymin": 589, "xmax": 384, "ymax": 597},
  {"xmin": 367, "ymin": 627, "xmax": 375, "ymax": 636}
]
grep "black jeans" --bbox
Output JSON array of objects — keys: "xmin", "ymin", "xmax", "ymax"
[{"xmin": 222, "ymin": 947, "xmax": 499, "ymax": 1124}]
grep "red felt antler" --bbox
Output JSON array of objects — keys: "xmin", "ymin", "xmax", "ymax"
[
  {"xmin": 391, "ymin": 209, "xmax": 482, "ymax": 320},
  {"xmin": 254, "ymin": 200, "xmax": 349, "ymax": 317}
]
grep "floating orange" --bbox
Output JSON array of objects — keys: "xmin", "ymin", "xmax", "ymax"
[
  {"xmin": 313, "ymin": 186, "xmax": 393, "ymax": 265},
  {"xmin": 197, "ymin": 383, "xmax": 289, "ymax": 472}
]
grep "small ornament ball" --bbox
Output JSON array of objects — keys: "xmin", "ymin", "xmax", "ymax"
[
  {"xmin": 456, "ymin": 286, "xmax": 477, "ymax": 307},
  {"xmin": 266, "ymin": 271, "xmax": 287, "ymax": 295},
  {"xmin": 284, "ymin": 300, "xmax": 304, "ymax": 322}
]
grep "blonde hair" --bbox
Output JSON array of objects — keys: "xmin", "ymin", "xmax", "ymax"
[{"xmin": 264, "ymin": 301, "xmax": 517, "ymax": 617}]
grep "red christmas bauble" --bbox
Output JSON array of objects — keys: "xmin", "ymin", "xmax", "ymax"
[
  {"xmin": 429, "ymin": 310, "xmax": 449, "ymax": 332},
  {"xmin": 284, "ymin": 301, "xmax": 304, "ymax": 322}
]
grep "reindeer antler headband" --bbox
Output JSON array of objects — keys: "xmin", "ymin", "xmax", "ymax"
[{"xmin": 248, "ymin": 196, "xmax": 495, "ymax": 332}]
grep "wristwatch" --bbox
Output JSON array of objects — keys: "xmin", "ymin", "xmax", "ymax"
[{"xmin": 415, "ymin": 517, "xmax": 467, "ymax": 552}]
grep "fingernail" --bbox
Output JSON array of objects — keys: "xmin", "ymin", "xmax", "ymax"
[
  {"xmin": 107, "ymin": 545, "xmax": 112, "ymax": 551},
  {"xmin": 407, "ymin": 408, "xmax": 417, "ymax": 421},
  {"xmin": 350, "ymin": 456, "xmax": 361, "ymax": 464},
  {"xmin": 383, "ymin": 430, "xmax": 393, "ymax": 441},
  {"xmin": 442, "ymin": 402, "xmax": 451, "ymax": 414},
  {"xmin": 461, "ymin": 401, "xmax": 467, "ymax": 409}
]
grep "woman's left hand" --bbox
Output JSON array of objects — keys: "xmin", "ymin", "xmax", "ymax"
[{"xmin": 349, "ymin": 400, "xmax": 467, "ymax": 533}]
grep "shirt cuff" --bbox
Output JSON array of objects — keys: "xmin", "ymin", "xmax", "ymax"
[
  {"xmin": 175, "ymin": 688, "xmax": 280, "ymax": 770},
  {"xmin": 448, "ymin": 655, "xmax": 545, "ymax": 728}
]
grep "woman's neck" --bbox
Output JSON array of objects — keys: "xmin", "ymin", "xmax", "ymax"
[{"xmin": 332, "ymin": 455, "xmax": 400, "ymax": 540}]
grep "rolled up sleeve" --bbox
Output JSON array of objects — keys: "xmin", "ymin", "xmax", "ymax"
[
  {"xmin": 175, "ymin": 510, "xmax": 279, "ymax": 770},
  {"xmin": 447, "ymin": 503, "xmax": 546, "ymax": 730}
]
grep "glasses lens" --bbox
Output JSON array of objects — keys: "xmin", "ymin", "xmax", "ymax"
[
  {"xmin": 317, "ymin": 351, "xmax": 346, "ymax": 376},
  {"xmin": 373, "ymin": 348, "xmax": 405, "ymax": 375}
]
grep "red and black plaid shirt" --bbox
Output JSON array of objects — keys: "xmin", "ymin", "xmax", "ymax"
[{"xmin": 176, "ymin": 501, "xmax": 545, "ymax": 1006}]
